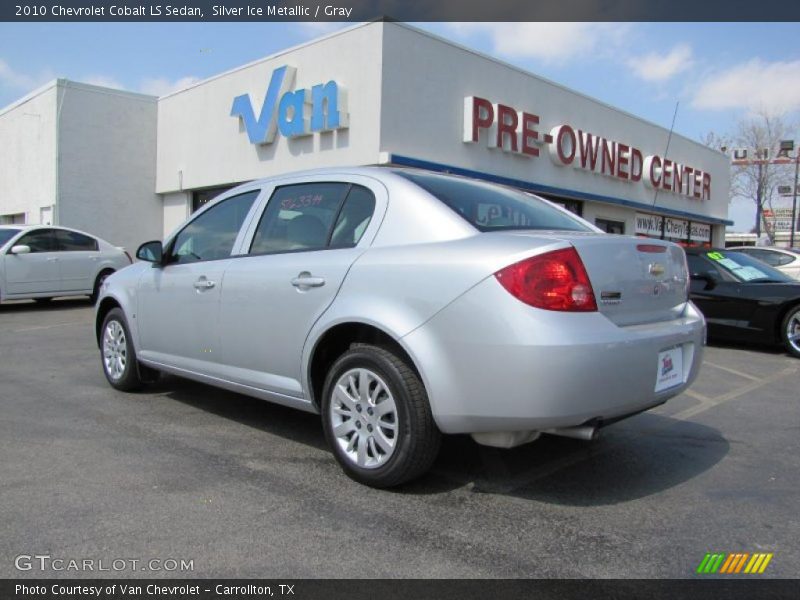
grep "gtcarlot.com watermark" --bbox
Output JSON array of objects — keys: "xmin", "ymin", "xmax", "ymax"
[{"xmin": 14, "ymin": 554, "xmax": 194, "ymax": 573}]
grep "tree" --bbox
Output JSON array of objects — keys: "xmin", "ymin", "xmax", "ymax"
[{"xmin": 703, "ymin": 111, "xmax": 795, "ymax": 244}]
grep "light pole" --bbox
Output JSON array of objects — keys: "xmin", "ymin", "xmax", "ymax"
[{"xmin": 779, "ymin": 140, "xmax": 799, "ymax": 248}]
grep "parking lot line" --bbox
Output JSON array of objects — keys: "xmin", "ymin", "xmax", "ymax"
[
  {"xmin": 702, "ymin": 361, "xmax": 763, "ymax": 382},
  {"xmin": 670, "ymin": 365, "xmax": 798, "ymax": 422},
  {"xmin": 10, "ymin": 320, "xmax": 92, "ymax": 333}
]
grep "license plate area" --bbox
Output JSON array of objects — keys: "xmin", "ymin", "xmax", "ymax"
[{"xmin": 655, "ymin": 346, "xmax": 684, "ymax": 393}]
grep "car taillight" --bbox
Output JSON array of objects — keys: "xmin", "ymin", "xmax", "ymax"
[{"xmin": 495, "ymin": 247, "xmax": 597, "ymax": 312}]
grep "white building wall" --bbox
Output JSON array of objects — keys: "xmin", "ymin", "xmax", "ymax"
[
  {"xmin": 0, "ymin": 84, "xmax": 58, "ymax": 224},
  {"xmin": 162, "ymin": 191, "xmax": 191, "ymax": 237},
  {"xmin": 379, "ymin": 23, "xmax": 730, "ymax": 227},
  {"xmin": 156, "ymin": 23, "xmax": 385, "ymax": 195},
  {"xmin": 56, "ymin": 81, "xmax": 161, "ymax": 253}
]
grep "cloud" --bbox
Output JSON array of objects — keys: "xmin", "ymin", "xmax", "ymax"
[
  {"xmin": 692, "ymin": 58, "xmax": 800, "ymax": 114},
  {"xmin": 627, "ymin": 44, "xmax": 693, "ymax": 82},
  {"xmin": 443, "ymin": 23, "xmax": 631, "ymax": 64},
  {"xmin": 139, "ymin": 76, "xmax": 201, "ymax": 97},
  {"xmin": 0, "ymin": 58, "xmax": 55, "ymax": 91}
]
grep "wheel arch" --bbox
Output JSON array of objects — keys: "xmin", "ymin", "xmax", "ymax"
[
  {"xmin": 95, "ymin": 296, "xmax": 122, "ymax": 348},
  {"xmin": 305, "ymin": 321, "xmax": 425, "ymax": 412},
  {"xmin": 776, "ymin": 300, "xmax": 800, "ymax": 347}
]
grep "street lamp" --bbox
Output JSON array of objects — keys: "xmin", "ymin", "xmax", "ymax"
[{"xmin": 779, "ymin": 140, "xmax": 799, "ymax": 248}]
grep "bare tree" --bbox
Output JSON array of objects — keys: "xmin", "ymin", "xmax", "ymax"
[{"xmin": 703, "ymin": 111, "xmax": 795, "ymax": 243}]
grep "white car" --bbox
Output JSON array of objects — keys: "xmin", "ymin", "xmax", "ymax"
[
  {"xmin": 0, "ymin": 225, "xmax": 132, "ymax": 305},
  {"xmin": 728, "ymin": 246, "xmax": 800, "ymax": 280}
]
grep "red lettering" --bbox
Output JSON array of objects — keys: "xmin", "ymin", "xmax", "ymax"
[
  {"xmin": 682, "ymin": 166, "xmax": 693, "ymax": 196},
  {"xmin": 578, "ymin": 131, "xmax": 599, "ymax": 171},
  {"xmin": 601, "ymin": 139, "xmax": 616, "ymax": 176},
  {"xmin": 556, "ymin": 125, "xmax": 576, "ymax": 165},
  {"xmin": 617, "ymin": 143, "xmax": 630, "ymax": 180},
  {"xmin": 521, "ymin": 112, "xmax": 540, "ymax": 157},
  {"xmin": 702, "ymin": 172, "xmax": 711, "ymax": 200},
  {"xmin": 496, "ymin": 104, "xmax": 518, "ymax": 152},
  {"xmin": 469, "ymin": 96, "xmax": 494, "ymax": 143},
  {"xmin": 649, "ymin": 156, "xmax": 662, "ymax": 187},
  {"xmin": 661, "ymin": 159, "xmax": 673, "ymax": 191},
  {"xmin": 673, "ymin": 162, "xmax": 683, "ymax": 194},
  {"xmin": 694, "ymin": 171, "xmax": 703, "ymax": 199},
  {"xmin": 630, "ymin": 147, "xmax": 643, "ymax": 182}
]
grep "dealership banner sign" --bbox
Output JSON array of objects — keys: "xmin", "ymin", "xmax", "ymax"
[
  {"xmin": 464, "ymin": 96, "xmax": 711, "ymax": 201},
  {"xmin": 635, "ymin": 213, "xmax": 711, "ymax": 242}
]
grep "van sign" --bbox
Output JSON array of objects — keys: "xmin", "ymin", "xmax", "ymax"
[{"xmin": 231, "ymin": 65, "xmax": 349, "ymax": 145}]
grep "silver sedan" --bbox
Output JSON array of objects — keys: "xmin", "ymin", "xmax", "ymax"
[
  {"xmin": 1, "ymin": 225, "xmax": 131, "ymax": 305},
  {"xmin": 95, "ymin": 167, "xmax": 705, "ymax": 487}
]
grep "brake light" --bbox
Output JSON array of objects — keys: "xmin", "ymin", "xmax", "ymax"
[{"xmin": 495, "ymin": 247, "xmax": 597, "ymax": 312}]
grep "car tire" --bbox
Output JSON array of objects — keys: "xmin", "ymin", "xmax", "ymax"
[
  {"xmin": 100, "ymin": 308, "xmax": 142, "ymax": 391},
  {"xmin": 321, "ymin": 343, "xmax": 441, "ymax": 488},
  {"xmin": 781, "ymin": 305, "xmax": 800, "ymax": 358},
  {"xmin": 90, "ymin": 269, "xmax": 114, "ymax": 305}
]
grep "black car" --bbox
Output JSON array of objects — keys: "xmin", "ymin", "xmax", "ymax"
[{"xmin": 685, "ymin": 247, "xmax": 800, "ymax": 358}]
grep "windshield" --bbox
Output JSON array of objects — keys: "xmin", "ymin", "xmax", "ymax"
[
  {"xmin": 704, "ymin": 250, "xmax": 794, "ymax": 283},
  {"xmin": 397, "ymin": 170, "xmax": 593, "ymax": 233},
  {"xmin": 0, "ymin": 228, "xmax": 21, "ymax": 246}
]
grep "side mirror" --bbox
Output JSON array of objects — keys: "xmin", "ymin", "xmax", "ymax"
[
  {"xmin": 136, "ymin": 241, "xmax": 163, "ymax": 264},
  {"xmin": 690, "ymin": 271, "xmax": 719, "ymax": 290},
  {"xmin": 9, "ymin": 244, "xmax": 31, "ymax": 255}
]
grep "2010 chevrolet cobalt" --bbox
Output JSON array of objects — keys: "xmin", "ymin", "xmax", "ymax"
[{"xmin": 95, "ymin": 168, "xmax": 705, "ymax": 487}]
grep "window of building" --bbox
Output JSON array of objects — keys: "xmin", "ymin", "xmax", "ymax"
[
  {"xmin": 169, "ymin": 190, "xmax": 259, "ymax": 264},
  {"xmin": 595, "ymin": 218, "xmax": 625, "ymax": 235},
  {"xmin": 0, "ymin": 212, "xmax": 26, "ymax": 225},
  {"xmin": 192, "ymin": 185, "xmax": 237, "ymax": 213}
]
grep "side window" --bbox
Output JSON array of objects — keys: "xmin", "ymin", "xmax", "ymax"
[
  {"xmin": 330, "ymin": 186, "xmax": 376, "ymax": 248},
  {"xmin": 249, "ymin": 183, "xmax": 349, "ymax": 254},
  {"xmin": 55, "ymin": 230, "xmax": 98, "ymax": 251},
  {"xmin": 771, "ymin": 252, "xmax": 795, "ymax": 266},
  {"xmin": 16, "ymin": 229, "xmax": 56, "ymax": 253},
  {"xmin": 169, "ymin": 190, "xmax": 259, "ymax": 264}
]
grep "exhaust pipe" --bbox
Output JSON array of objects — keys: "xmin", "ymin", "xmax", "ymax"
[{"xmin": 546, "ymin": 426, "xmax": 599, "ymax": 441}]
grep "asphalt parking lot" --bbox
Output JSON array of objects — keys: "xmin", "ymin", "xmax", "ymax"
[{"xmin": 1, "ymin": 299, "xmax": 798, "ymax": 578}]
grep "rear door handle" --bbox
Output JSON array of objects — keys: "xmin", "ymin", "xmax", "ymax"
[
  {"xmin": 193, "ymin": 279, "xmax": 216, "ymax": 290},
  {"xmin": 291, "ymin": 273, "xmax": 325, "ymax": 289}
]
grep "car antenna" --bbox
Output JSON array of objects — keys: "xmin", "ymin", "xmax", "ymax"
[{"xmin": 653, "ymin": 101, "xmax": 680, "ymax": 239}]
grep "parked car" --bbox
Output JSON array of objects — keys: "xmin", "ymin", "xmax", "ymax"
[
  {"xmin": 0, "ymin": 225, "xmax": 132, "ymax": 305},
  {"xmin": 727, "ymin": 246, "xmax": 800, "ymax": 280},
  {"xmin": 95, "ymin": 167, "xmax": 705, "ymax": 487},
  {"xmin": 686, "ymin": 247, "xmax": 800, "ymax": 358}
]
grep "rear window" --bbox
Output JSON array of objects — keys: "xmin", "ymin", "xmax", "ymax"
[
  {"xmin": 0, "ymin": 228, "xmax": 21, "ymax": 246},
  {"xmin": 397, "ymin": 171, "xmax": 592, "ymax": 233}
]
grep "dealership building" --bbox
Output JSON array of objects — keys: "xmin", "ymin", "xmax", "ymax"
[{"xmin": 0, "ymin": 21, "xmax": 732, "ymax": 252}]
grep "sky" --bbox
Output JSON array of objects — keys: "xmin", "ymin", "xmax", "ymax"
[{"xmin": 1, "ymin": 21, "xmax": 799, "ymax": 230}]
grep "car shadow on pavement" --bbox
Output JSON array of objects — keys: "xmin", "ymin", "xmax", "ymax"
[
  {"xmin": 0, "ymin": 298, "xmax": 92, "ymax": 312},
  {"xmin": 156, "ymin": 375, "xmax": 329, "ymax": 451},
  {"xmin": 406, "ymin": 413, "xmax": 729, "ymax": 505},
  {"xmin": 155, "ymin": 375, "xmax": 728, "ymax": 505}
]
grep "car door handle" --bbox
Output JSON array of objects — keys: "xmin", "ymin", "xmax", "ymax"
[
  {"xmin": 291, "ymin": 273, "xmax": 325, "ymax": 289},
  {"xmin": 193, "ymin": 279, "xmax": 216, "ymax": 290},
  {"xmin": 47, "ymin": 257, "xmax": 59, "ymax": 262}
]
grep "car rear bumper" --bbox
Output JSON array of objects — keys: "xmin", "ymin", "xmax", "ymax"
[{"xmin": 402, "ymin": 277, "xmax": 705, "ymax": 435}]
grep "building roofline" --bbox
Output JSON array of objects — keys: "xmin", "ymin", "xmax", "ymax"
[{"xmin": 0, "ymin": 78, "xmax": 156, "ymax": 118}]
